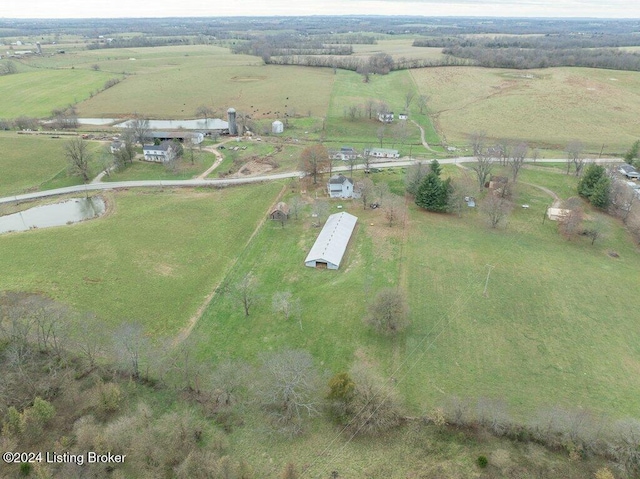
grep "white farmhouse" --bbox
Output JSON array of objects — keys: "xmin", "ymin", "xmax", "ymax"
[
  {"xmin": 143, "ymin": 143, "xmax": 173, "ymax": 162},
  {"xmin": 327, "ymin": 174, "xmax": 354, "ymax": 198}
]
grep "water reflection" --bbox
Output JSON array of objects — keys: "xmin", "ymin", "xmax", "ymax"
[{"xmin": 0, "ymin": 197, "xmax": 106, "ymax": 234}]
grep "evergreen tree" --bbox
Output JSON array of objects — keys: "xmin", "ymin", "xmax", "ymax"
[
  {"xmin": 415, "ymin": 160, "xmax": 450, "ymax": 212},
  {"xmin": 578, "ymin": 164, "xmax": 606, "ymax": 199},
  {"xmin": 624, "ymin": 140, "xmax": 640, "ymax": 169},
  {"xmin": 590, "ymin": 176, "xmax": 611, "ymax": 209}
]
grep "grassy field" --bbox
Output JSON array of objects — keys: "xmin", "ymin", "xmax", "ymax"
[
  {"xmin": 352, "ymin": 38, "xmax": 445, "ymax": 63},
  {"xmin": 187, "ymin": 167, "xmax": 640, "ymax": 420},
  {"xmin": 104, "ymin": 150, "xmax": 217, "ymax": 181},
  {"xmin": 411, "ymin": 66, "xmax": 640, "ymax": 152},
  {"xmin": 0, "ymin": 68, "xmax": 119, "ymax": 118},
  {"xmin": 0, "ymin": 183, "xmax": 283, "ymax": 337},
  {"xmin": 71, "ymin": 46, "xmax": 335, "ymax": 119},
  {"xmin": 0, "ymin": 133, "xmax": 108, "ymax": 196},
  {"xmin": 325, "ymin": 69, "xmax": 441, "ymax": 154}
]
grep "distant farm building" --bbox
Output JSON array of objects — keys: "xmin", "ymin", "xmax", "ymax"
[
  {"xmin": 269, "ymin": 202, "xmax": 290, "ymax": 221},
  {"xmin": 272, "ymin": 120, "xmax": 284, "ymax": 134},
  {"xmin": 378, "ymin": 112, "xmax": 394, "ymax": 123},
  {"xmin": 328, "ymin": 174, "xmax": 355, "ymax": 198},
  {"xmin": 364, "ymin": 148, "xmax": 399, "ymax": 159},
  {"xmin": 150, "ymin": 131, "xmax": 204, "ymax": 145},
  {"xmin": 331, "ymin": 146, "xmax": 357, "ymax": 161},
  {"xmin": 143, "ymin": 143, "xmax": 173, "ymax": 162},
  {"xmin": 110, "ymin": 141, "xmax": 123, "ymax": 154},
  {"xmin": 305, "ymin": 212, "xmax": 358, "ymax": 270}
]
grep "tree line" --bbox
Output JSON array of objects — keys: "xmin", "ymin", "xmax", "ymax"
[{"xmin": 441, "ymin": 45, "xmax": 640, "ymax": 71}]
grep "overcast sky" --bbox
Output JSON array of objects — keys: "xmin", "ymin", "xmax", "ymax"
[{"xmin": 3, "ymin": 0, "xmax": 639, "ymax": 19}]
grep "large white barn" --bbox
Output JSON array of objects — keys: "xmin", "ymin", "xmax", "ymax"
[{"xmin": 304, "ymin": 212, "xmax": 358, "ymax": 270}]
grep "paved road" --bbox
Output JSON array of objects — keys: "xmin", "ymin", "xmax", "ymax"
[{"xmin": 0, "ymin": 157, "xmax": 621, "ymax": 205}]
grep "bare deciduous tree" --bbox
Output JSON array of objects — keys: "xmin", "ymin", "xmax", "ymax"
[
  {"xmin": 209, "ymin": 359, "xmax": 250, "ymax": 408},
  {"xmin": 376, "ymin": 125, "xmax": 386, "ymax": 148},
  {"xmin": 405, "ymin": 161, "xmax": 429, "ymax": 197},
  {"xmin": 299, "ymin": 145, "xmax": 330, "ymax": 184},
  {"xmin": 481, "ymin": 194, "xmax": 511, "ymax": 229},
  {"xmin": 344, "ymin": 361, "xmax": 403, "ymax": 436},
  {"xmin": 256, "ymin": 350, "xmax": 322, "ymax": 434},
  {"xmin": 566, "ymin": 140, "xmax": 585, "ymax": 176},
  {"xmin": 289, "ymin": 196, "xmax": 304, "ymax": 220},
  {"xmin": 404, "ymin": 91, "xmax": 416, "ymax": 110},
  {"xmin": 355, "ymin": 178, "xmax": 375, "ymax": 210},
  {"xmin": 384, "ymin": 195, "xmax": 404, "ymax": 227},
  {"xmin": 364, "ymin": 288, "xmax": 409, "ymax": 335},
  {"xmin": 233, "ymin": 272, "xmax": 258, "ymax": 317},
  {"xmin": 416, "ymin": 94, "xmax": 430, "ymax": 115},
  {"xmin": 127, "ymin": 115, "xmax": 151, "ymax": 145},
  {"xmin": 471, "ymin": 150, "xmax": 494, "ymax": 191},
  {"xmin": 510, "ymin": 141, "xmax": 528, "ymax": 182},
  {"xmin": 65, "ymin": 137, "xmax": 91, "ymax": 183},
  {"xmin": 272, "ymin": 291, "xmax": 301, "ymax": 323},
  {"xmin": 195, "ymin": 105, "xmax": 215, "ymax": 120},
  {"xmin": 113, "ymin": 322, "xmax": 148, "ymax": 379}
]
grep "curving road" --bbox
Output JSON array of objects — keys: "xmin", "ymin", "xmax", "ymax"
[{"xmin": 0, "ymin": 157, "xmax": 620, "ymax": 205}]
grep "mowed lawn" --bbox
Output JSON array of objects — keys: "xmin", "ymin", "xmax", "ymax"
[
  {"xmin": 412, "ymin": 66, "xmax": 640, "ymax": 152},
  {"xmin": 193, "ymin": 169, "xmax": 640, "ymax": 419},
  {"xmin": 0, "ymin": 68, "xmax": 118, "ymax": 118},
  {"xmin": 0, "ymin": 183, "xmax": 282, "ymax": 337},
  {"xmin": 75, "ymin": 46, "xmax": 335, "ymax": 119}
]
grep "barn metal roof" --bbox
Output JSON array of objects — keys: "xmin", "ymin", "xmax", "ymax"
[{"xmin": 305, "ymin": 212, "xmax": 358, "ymax": 268}]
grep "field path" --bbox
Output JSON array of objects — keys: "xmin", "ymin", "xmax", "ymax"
[
  {"xmin": 521, "ymin": 181, "xmax": 562, "ymax": 207},
  {"xmin": 411, "ymin": 119, "xmax": 438, "ymax": 153},
  {"xmin": 196, "ymin": 137, "xmax": 238, "ymax": 179},
  {"xmin": 171, "ymin": 183, "xmax": 287, "ymax": 346}
]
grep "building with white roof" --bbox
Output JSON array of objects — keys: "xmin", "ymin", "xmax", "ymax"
[{"xmin": 304, "ymin": 212, "xmax": 358, "ymax": 270}]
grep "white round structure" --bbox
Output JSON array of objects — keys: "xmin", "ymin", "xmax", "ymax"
[{"xmin": 272, "ymin": 120, "xmax": 284, "ymax": 134}]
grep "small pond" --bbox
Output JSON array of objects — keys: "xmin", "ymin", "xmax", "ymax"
[{"xmin": 0, "ymin": 197, "xmax": 106, "ymax": 235}]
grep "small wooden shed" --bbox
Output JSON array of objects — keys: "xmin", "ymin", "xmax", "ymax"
[{"xmin": 270, "ymin": 202, "xmax": 290, "ymax": 221}]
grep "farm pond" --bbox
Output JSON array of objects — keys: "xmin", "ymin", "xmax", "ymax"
[{"xmin": 0, "ymin": 197, "xmax": 105, "ymax": 234}]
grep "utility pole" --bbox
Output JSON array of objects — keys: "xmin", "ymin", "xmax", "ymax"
[{"xmin": 483, "ymin": 264, "xmax": 495, "ymax": 297}]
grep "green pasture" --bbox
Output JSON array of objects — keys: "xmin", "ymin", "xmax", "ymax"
[
  {"xmin": 75, "ymin": 47, "xmax": 335, "ymax": 119},
  {"xmin": 0, "ymin": 133, "xmax": 106, "ymax": 196},
  {"xmin": 325, "ymin": 69, "xmax": 440, "ymax": 154},
  {"xmin": 351, "ymin": 38, "xmax": 445, "ymax": 63},
  {"xmin": 411, "ymin": 66, "xmax": 640, "ymax": 152},
  {"xmin": 190, "ymin": 167, "xmax": 640, "ymax": 419},
  {"xmin": 0, "ymin": 68, "xmax": 119, "ymax": 118},
  {"xmin": 0, "ymin": 183, "xmax": 283, "ymax": 336}
]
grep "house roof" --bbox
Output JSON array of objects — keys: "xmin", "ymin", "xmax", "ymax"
[
  {"xmin": 328, "ymin": 174, "xmax": 353, "ymax": 185},
  {"xmin": 143, "ymin": 143, "xmax": 171, "ymax": 152},
  {"xmin": 272, "ymin": 202, "xmax": 290, "ymax": 215},
  {"xmin": 305, "ymin": 212, "xmax": 358, "ymax": 268}
]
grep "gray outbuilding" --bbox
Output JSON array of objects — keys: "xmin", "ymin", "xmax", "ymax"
[{"xmin": 304, "ymin": 212, "xmax": 358, "ymax": 270}]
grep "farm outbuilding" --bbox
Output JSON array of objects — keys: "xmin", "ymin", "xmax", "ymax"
[
  {"xmin": 305, "ymin": 212, "xmax": 358, "ymax": 270},
  {"xmin": 269, "ymin": 202, "xmax": 290, "ymax": 221},
  {"xmin": 272, "ymin": 120, "xmax": 284, "ymax": 134}
]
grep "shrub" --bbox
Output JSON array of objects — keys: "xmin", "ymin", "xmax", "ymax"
[{"xmin": 477, "ymin": 455, "xmax": 488, "ymax": 468}]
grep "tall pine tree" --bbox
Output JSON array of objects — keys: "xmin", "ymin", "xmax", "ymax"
[{"xmin": 415, "ymin": 160, "xmax": 450, "ymax": 212}]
